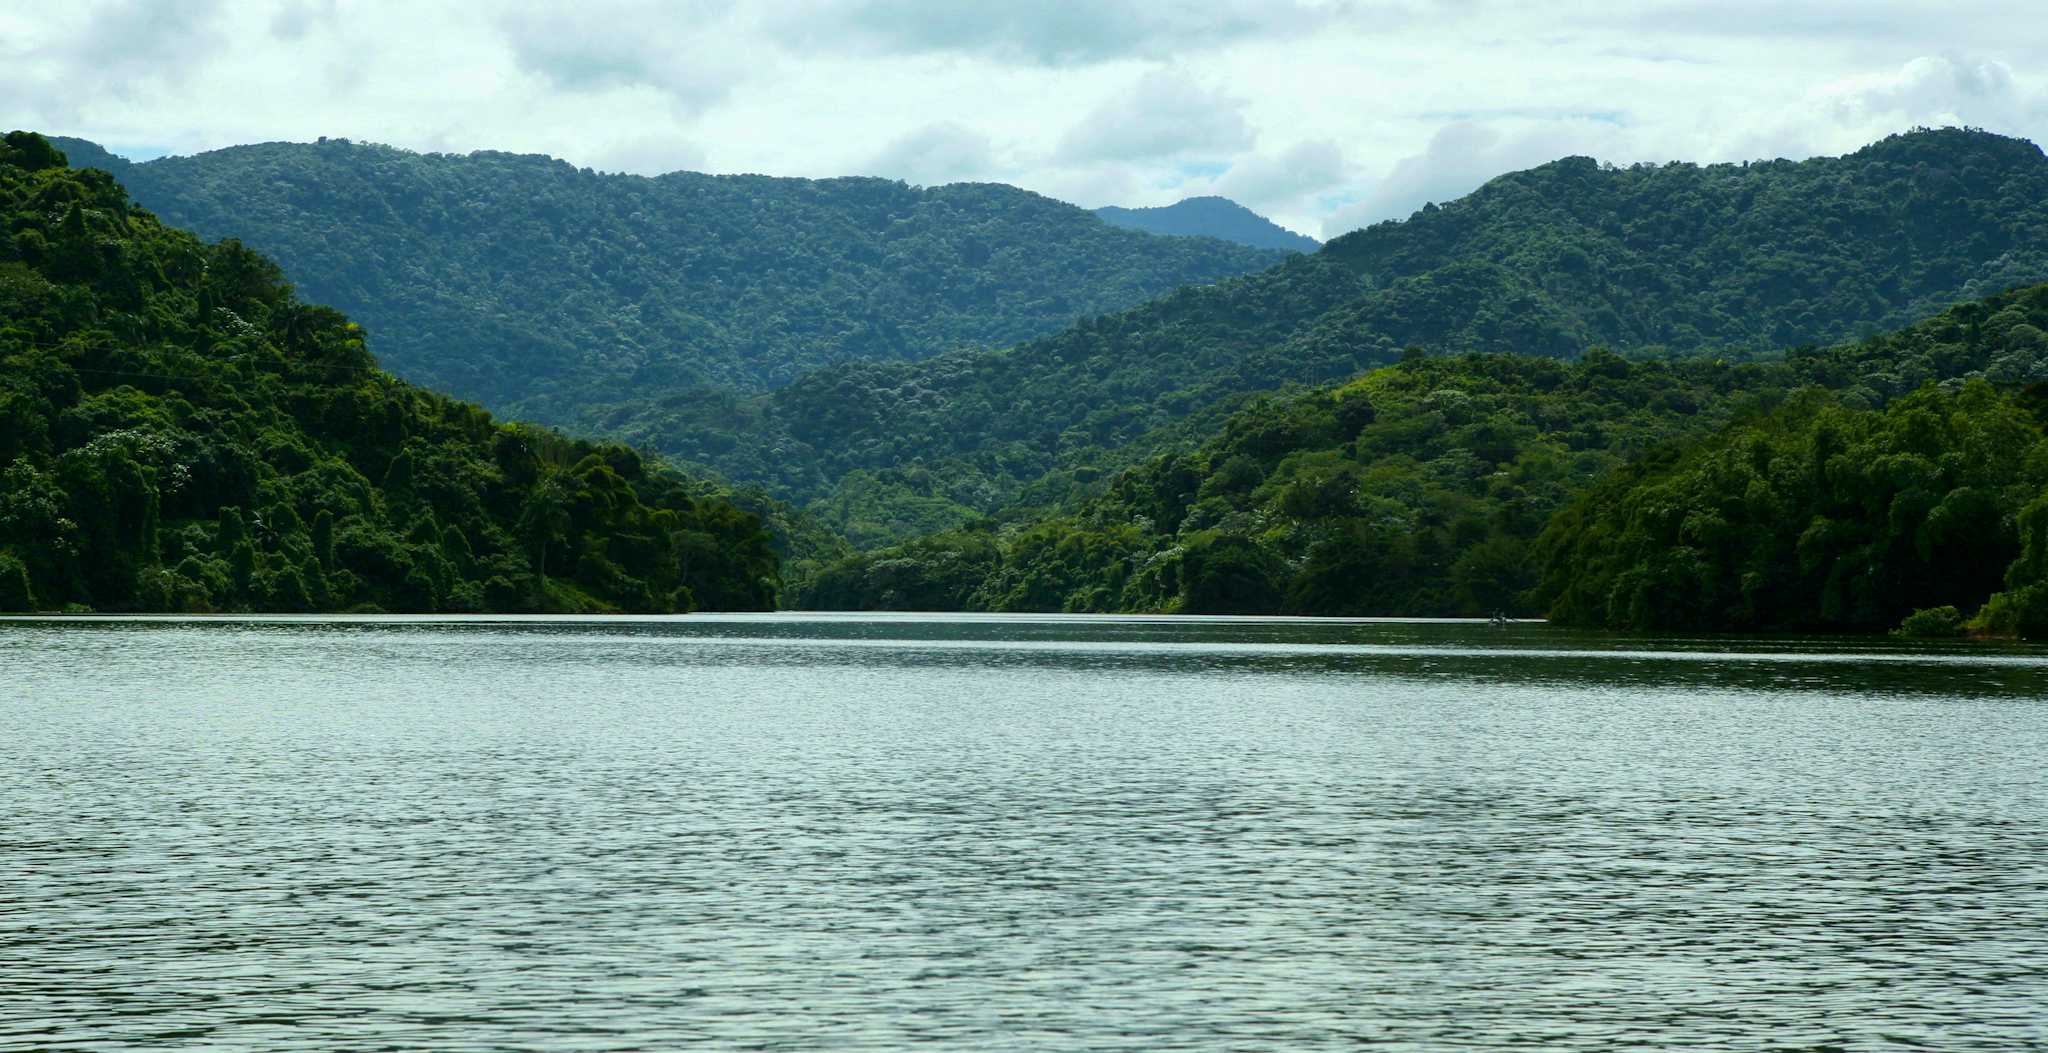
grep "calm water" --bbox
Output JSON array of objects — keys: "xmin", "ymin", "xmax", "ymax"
[{"xmin": 4, "ymin": 614, "xmax": 2047, "ymax": 1051}]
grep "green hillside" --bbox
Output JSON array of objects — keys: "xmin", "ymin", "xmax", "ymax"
[
  {"xmin": 0, "ymin": 132, "xmax": 777, "ymax": 614},
  {"xmin": 608, "ymin": 128, "xmax": 2048, "ymax": 538},
  {"xmin": 52, "ymin": 137, "xmax": 1286, "ymax": 415},
  {"xmin": 796, "ymin": 283, "xmax": 2048, "ymax": 629}
]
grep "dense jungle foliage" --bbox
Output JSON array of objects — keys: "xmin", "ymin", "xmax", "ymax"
[
  {"xmin": 1536, "ymin": 286, "xmax": 2048, "ymax": 635},
  {"xmin": 608, "ymin": 128, "xmax": 2048, "ymax": 540},
  {"xmin": 797, "ymin": 284, "xmax": 2048, "ymax": 630},
  {"xmin": 53, "ymin": 137, "xmax": 1285, "ymax": 414},
  {"xmin": 0, "ymin": 133, "xmax": 777, "ymax": 614},
  {"xmin": 1095, "ymin": 196, "xmax": 1321, "ymax": 252}
]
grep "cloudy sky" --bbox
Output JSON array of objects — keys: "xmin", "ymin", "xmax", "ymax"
[{"xmin": 6, "ymin": 0, "xmax": 2046, "ymax": 239}]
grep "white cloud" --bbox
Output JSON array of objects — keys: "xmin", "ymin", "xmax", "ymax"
[
  {"xmin": 1213, "ymin": 140, "xmax": 1348, "ymax": 210},
  {"xmin": 493, "ymin": 1, "xmax": 756, "ymax": 111},
  {"xmin": 588, "ymin": 134, "xmax": 709, "ymax": 177},
  {"xmin": 1718, "ymin": 55, "xmax": 2048, "ymax": 163},
  {"xmin": 866, "ymin": 122, "xmax": 997, "ymax": 184},
  {"xmin": 769, "ymin": 0, "xmax": 1360, "ymax": 67},
  {"xmin": 58, "ymin": 0, "xmax": 227, "ymax": 98},
  {"xmin": 1818, "ymin": 55, "xmax": 2043, "ymax": 136},
  {"xmin": 1322, "ymin": 121, "xmax": 1621, "ymax": 237},
  {"xmin": 7, "ymin": 2, "xmax": 2047, "ymax": 237},
  {"xmin": 1056, "ymin": 70, "xmax": 1253, "ymax": 164},
  {"xmin": 1579, "ymin": 0, "xmax": 2030, "ymax": 46},
  {"xmin": 269, "ymin": 0, "xmax": 336, "ymax": 40}
]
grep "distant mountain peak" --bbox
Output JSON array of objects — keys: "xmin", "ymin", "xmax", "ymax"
[{"xmin": 1095, "ymin": 196, "xmax": 1320, "ymax": 253}]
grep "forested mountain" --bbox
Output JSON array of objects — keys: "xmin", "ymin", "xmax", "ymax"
[
  {"xmin": 1095, "ymin": 196, "xmax": 1320, "ymax": 252},
  {"xmin": 50, "ymin": 137, "xmax": 1286, "ymax": 414},
  {"xmin": 41, "ymin": 125, "xmax": 2048, "ymax": 619},
  {"xmin": 597, "ymin": 128, "xmax": 2048, "ymax": 538},
  {"xmin": 798, "ymin": 283, "xmax": 2048, "ymax": 633},
  {"xmin": 0, "ymin": 132, "xmax": 777, "ymax": 614}
]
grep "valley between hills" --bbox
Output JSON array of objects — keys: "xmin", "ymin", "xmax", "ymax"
[{"xmin": 6, "ymin": 127, "xmax": 2048, "ymax": 637}]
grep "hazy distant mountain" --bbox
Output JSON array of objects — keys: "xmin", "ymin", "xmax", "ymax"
[
  {"xmin": 48, "ymin": 137, "xmax": 1288, "ymax": 414},
  {"xmin": 603, "ymin": 128, "xmax": 2048, "ymax": 529},
  {"xmin": 1095, "ymin": 196, "xmax": 1320, "ymax": 253}
]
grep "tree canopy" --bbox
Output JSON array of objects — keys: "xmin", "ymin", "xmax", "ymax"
[
  {"xmin": 0, "ymin": 132, "xmax": 777, "ymax": 614},
  {"xmin": 798, "ymin": 283, "xmax": 2048, "ymax": 634},
  {"xmin": 1536, "ymin": 285, "xmax": 2048, "ymax": 636}
]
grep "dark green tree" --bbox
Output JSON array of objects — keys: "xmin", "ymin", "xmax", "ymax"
[
  {"xmin": 0, "ymin": 550, "xmax": 36, "ymax": 611},
  {"xmin": 0, "ymin": 131, "xmax": 780, "ymax": 614}
]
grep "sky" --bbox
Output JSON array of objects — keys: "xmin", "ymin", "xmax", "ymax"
[{"xmin": 5, "ymin": 0, "xmax": 2047, "ymax": 240}]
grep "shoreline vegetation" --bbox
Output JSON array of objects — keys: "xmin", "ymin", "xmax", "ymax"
[
  {"xmin": 4, "ymin": 129, "xmax": 2047, "ymax": 639},
  {"xmin": 799, "ymin": 287, "xmax": 2048, "ymax": 638},
  {"xmin": 0, "ymin": 132, "xmax": 777, "ymax": 616}
]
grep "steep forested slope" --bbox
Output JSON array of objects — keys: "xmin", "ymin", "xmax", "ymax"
[
  {"xmin": 0, "ymin": 132, "xmax": 776, "ymax": 614},
  {"xmin": 1537, "ymin": 284, "xmax": 2048, "ymax": 636},
  {"xmin": 611, "ymin": 128, "xmax": 2048, "ymax": 533},
  {"xmin": 796, "ymin": 283, "xmax": 2048, "ymax": 623},
  {"xmin": 1096, "ymin": 196, "xmax": 1320, "ymax": 252},
  {"xmin": 52, "ymin": 137, "xmax": 1286, "ymax": 413}
]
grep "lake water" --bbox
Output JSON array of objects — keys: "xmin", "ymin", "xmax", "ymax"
[{"xmin": 4, "ymin": 614, "xmax": 2046, "ymax": 1050}]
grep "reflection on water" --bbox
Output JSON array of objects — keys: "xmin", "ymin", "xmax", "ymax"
[{"xmin": 3, "ymin": 615, "xmax": 2045, "ymax": 1050}]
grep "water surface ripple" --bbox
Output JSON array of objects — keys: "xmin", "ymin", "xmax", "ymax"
[{"xmin": 3, "ymin": 615, "xmax": 2045, "ymax": 1050}]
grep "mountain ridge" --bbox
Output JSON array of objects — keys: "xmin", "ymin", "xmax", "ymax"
[
  {"xmin": 1095, "ymin": 196, "xmax": 1320, "ymax": 252},
  {"xmin": 596, "ymin": 127, "xmax": 2048, "ymax": 537},
  {"xmin": 56, "ymin": 129, "xmax": 2048, "ymax": 555},
  {"xmin": 47, "ymin": 135, "xmax": 1289, "ymax": 415}
]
